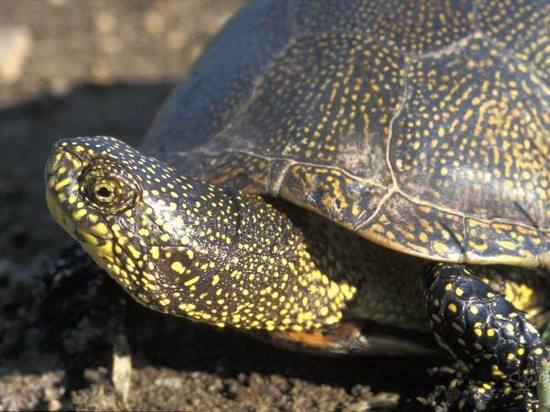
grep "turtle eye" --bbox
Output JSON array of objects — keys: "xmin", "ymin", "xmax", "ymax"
[
  {"xmin": 81, "ymin": 158, "xmax": 139, "ymax": 213},
  {"xmin": 92, "ymin": 181, "xmax": 117, "ymax": 204},
  {"xmin": 87, "ymin": 178, "xmax": 120, "ymax": 206}
]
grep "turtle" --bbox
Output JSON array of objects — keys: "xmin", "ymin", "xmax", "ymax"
[{"xmin": 44, "ymin": 0, "xmax": 549, "ymax": 409}]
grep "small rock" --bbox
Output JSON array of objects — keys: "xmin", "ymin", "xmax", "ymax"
[{"xmin": 0, "ymin": 26, "xmax": 32, "ymax": 83}]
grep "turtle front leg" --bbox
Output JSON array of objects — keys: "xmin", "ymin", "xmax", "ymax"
[{"xmin": 423, "ymin": 264, "xmax": 547, "ymax": 410}]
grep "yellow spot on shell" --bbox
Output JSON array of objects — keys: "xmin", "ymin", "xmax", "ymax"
[
  {"xmin": 178, "ymin": 303, "xmax": 196, "ymax": 312},
  {"xmin": 184, "ymin": 276, "xmax": 200, "ymax": 287},
  {"xmin": 433, "ymin": 241, "xmax": 448, "ymax": 254},
  {"xmin": 498, "ymin": 240, "xmax": 517, "ymax": 251}
]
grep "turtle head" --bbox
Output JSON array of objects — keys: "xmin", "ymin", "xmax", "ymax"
[
  {"xmin": 46, "ymin": 136, "xmax": 356, "ymax": 331},
  {"xmin": 45, "ymin": 136, "xmax": 143, "ymax": 261},
  {"xmin": 45, "ymin": 136, "xmax": 238, "ymax": 315}
]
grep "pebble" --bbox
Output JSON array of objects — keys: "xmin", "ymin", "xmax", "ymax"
[{"xmin": 0, "ymin": 26, "xmax": 32, "ymax": 83}]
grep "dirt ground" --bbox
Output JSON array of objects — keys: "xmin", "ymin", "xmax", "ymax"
[{"xmin": 0, "ymin": 1, "xmax": 448, "ymax": 410}]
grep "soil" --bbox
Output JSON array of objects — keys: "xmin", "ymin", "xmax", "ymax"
[{"xmin": 0, "ymin": 1, "xmax": 449, "ymax": 410}]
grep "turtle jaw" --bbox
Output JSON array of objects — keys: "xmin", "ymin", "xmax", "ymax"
[
  {"xmin": 45, "ymin": 140, "xmax": 89, "ymax": 245},
  {"xmin": 45, "ymin": 140, "xmax": 118, "ymax": 272}
]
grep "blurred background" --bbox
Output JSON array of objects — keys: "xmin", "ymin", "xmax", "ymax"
[
  {"xmin": 0, "ymin": 1, "xmax": 440, "ymax": 410},
  {"xmin": 0, "ymin": 0, "xmax": 243, "ymax": 268}
]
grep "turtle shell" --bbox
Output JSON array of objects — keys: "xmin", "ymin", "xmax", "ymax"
[{"xmin": 143, "ymin": 0, "xmax": 549, "ymax": 268}]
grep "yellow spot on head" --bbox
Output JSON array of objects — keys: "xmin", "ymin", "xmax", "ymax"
[
  {"xmin": 127, "ymin": 244, "xmax": 141, "ymax": 259},
  {"xmin": 73, "ymin": 209, "xmax": 87, "ymax": 220},
  {"xmin": 91, "ymin": 223, "xmax": 110, "ymax": 236},
  {"xmin": 54, "ymin": 177, "xmax": 71, "ymax": 191},
  {"xmin": 171, "ymin": 261, "xmax": 185, "ymax": 274}
]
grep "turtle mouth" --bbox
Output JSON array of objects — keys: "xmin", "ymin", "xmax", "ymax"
[
  {"xmin": 45, "ymin": 143, "xmax": 86, "ymax": 236},
  {"xmin": 45, "ymin": 141, "xmax": 116, "ymax": 266},
  {"xmin": 46, "ymin": 182, "xmax": 118, "ymax": 273}
]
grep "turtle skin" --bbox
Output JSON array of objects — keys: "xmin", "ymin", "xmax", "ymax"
[{"xmin": 45, "ymin": 0, "xmax": 549, "ymax": 410}]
